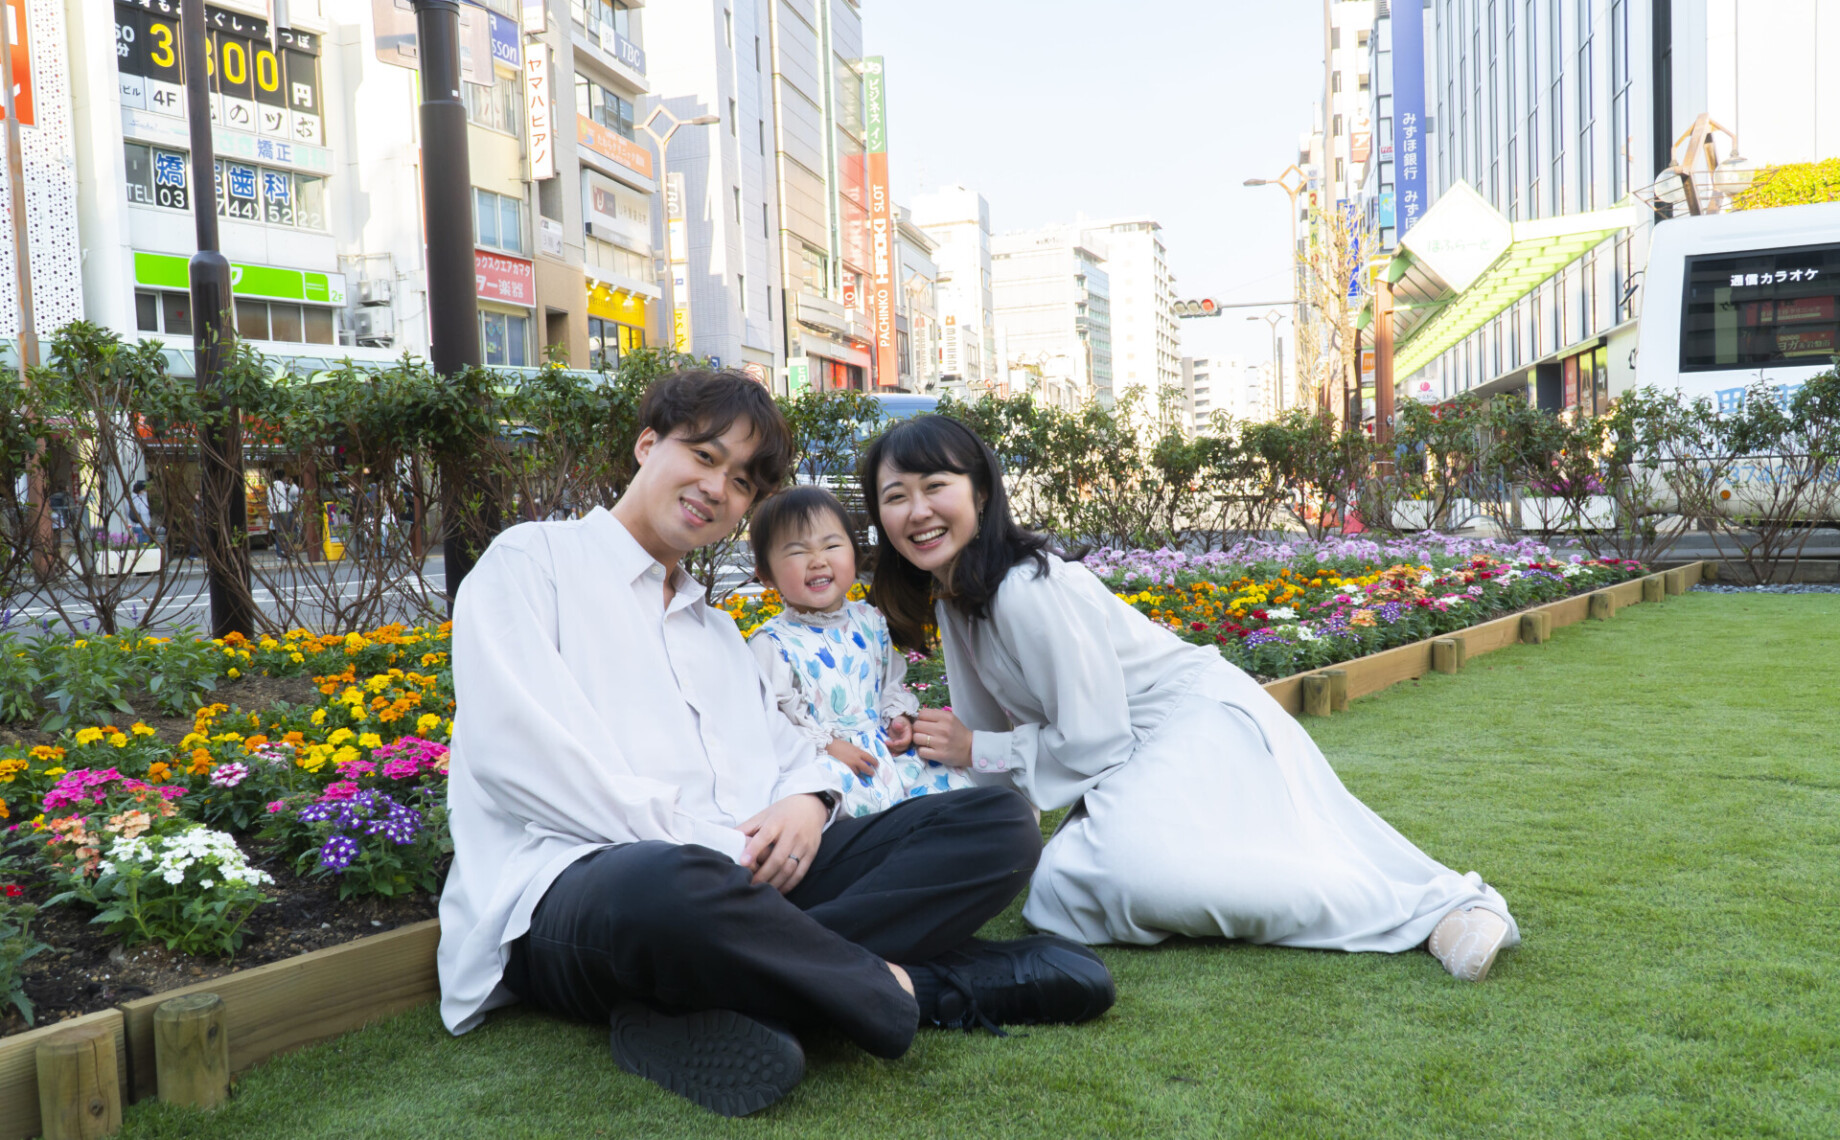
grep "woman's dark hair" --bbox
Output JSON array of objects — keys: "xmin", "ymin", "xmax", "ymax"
[
  {"xmin": 859, "ymin": 415, "xmax": 1052, "ymax": 652},
  {"xmin": 638, "ymin": 369, "xmax": 793, "ymax": 500},
  {"xmin": 748, "ymin": 484, "xmax": 858, "ymax": 582}
]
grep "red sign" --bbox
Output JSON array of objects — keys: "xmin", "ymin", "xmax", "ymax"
[
  {"xmin": 1777, "ymin": 327, "xmax": 1837, "ymax": 357},
  {"xmin": 475, "ymin": 250, "xmax": 535, "ymax": 306},
  {"xmin": 1774, "ymin": 296, "xmax": 1837, "ymax": 325},
  {"xmin": 2, "ymin": 0, "xmax": 35, "ymax": 126}
]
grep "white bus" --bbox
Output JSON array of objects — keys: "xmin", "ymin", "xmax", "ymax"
[{"xmin": 1634, "ymin": 200, "xmax": 1840, "ymax": 410}]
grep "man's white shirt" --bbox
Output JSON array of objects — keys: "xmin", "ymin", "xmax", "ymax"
[{"xmin": 437, "ymin": 507, "xmax": 837, "ymax": 1033}]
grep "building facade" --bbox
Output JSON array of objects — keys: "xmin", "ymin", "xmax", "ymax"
[
  {"xmin": 1079, "ymin": 217, "xmax": 1179, "ymax": 408},
  {"xmin": 1323, "ymin": 0, "xmax": 1378, "ymax": 202},
  {"xmin": 991, "ymin": 224, "xmax": 1111, "ymax": 410},
  {"xmin": 894, "ymin": 206, "xmax": 939, "ymax": 392},
  {"xmin": 911, "ymin": 184, "xmax": 996, "ymax": 396}
]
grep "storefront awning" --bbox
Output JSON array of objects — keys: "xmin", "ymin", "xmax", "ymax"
[{"xmin": 1390, "ymin": 201, "xmax": 1645, "ymax": 377}]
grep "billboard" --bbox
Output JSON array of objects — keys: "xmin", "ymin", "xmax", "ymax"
[
  {"xmin": 1391, "ymin": 0, "xmax": 1427, "ymax": 237},
  {"xmin": 863, "ymin": 57, "xmax": 896, "ymax": 387}
]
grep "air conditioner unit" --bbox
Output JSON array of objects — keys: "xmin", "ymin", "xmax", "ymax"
[
  {"xmin": 352, "ymin": 307, "xmax": 395, "ymax": 347},
  {"xmin": 358, "ymin": 278, "xmax": 393, "ymax": 306}
]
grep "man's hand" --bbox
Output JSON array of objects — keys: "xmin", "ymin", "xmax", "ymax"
[
  {"xmin": 913, "ymin": 707, "xmax": 974, "ymax": 768},
  {"xmin": 825, "ymin": 737, "xmax": 878, "ymax": 776},
  {"xmin": 738, "ymin": 793, "xmax": 829, "ymax": 893},
  {"xmin": 884, "ymin": 714, "xmax": 914, "ymax": 754}
]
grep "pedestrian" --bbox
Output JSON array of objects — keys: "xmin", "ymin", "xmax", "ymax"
[
  {"xmin": 439, "ymin": 370, "xmax": 1114, "ymax": 1118},
  {"xmin": 130, "ymin": 480, "xmax": 155, "ymax": 545},
  {"xmin": 266, "ymin": 471, "xmax": 296, "ymax": 560}
]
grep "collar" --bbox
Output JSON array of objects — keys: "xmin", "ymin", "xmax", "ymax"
[{"xmin": 589, "ymin": 507, "xmax": 707, "ymax": 623}]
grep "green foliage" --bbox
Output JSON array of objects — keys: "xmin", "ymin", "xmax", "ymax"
[
  {"xmin": 1728, "ymin": 157, "xmax": 1840, "ymax": 211},
  {"xmin": 1242, "ymin": 408, "xmax": 1370, "ymax": 541},
  {"xmin": 48, "ymin": 822, "xmax": 272, "ymax": 958},
  {"xmin": 36, "ymin": 633, "xmax": 138, "ymax": 732},
  {"xmin": 0, "ymin": 851, "xmax": 49, "ymax": 1025}
]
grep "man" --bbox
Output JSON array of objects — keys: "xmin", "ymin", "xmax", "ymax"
[
  {"xmin": 439, "ymin": 370, "xmax": 1114, "ymax": 1117},
  {"xmin": 266, "ymin": 472, "xmax": 296, "ymax": 560}
]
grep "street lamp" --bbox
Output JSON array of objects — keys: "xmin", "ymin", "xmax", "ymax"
[
  {"xmin": 1248, "ymin": 310, "xmax": 1289, "ymax": 415},
  {"xmin": 1246, "ymin": 165, "xmax": 1317, "ymax": 408},
  {"xmin": 638, "ymin": 108, "xmax": 721, "ymax": 356}
]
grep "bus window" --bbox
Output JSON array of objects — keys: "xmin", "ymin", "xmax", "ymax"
[{"xmin": 1680, "ymin": 242, "xmax": 1840, "ymax": 370}]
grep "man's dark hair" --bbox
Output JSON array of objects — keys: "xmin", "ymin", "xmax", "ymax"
[
  {"xmin": 748, "ymin": 484, "xmax": 858, "ymax": 582},
  {"xmin": 638, "ymin": 369, "xmax": 793, "ymax": 500},
  {"xmin": 858, "ymin": 414, "xmax": 1053, "ymax": 653}
]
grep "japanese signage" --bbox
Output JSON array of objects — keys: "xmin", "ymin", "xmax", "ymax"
[
  {"xmin": 666, "ymin": 171, "xmax": 690, "ymax": 351},
  {"xmin": 577, "ymin": 113, "xmax": 653, "ymax": 181},
  {"xmin": 1397, "ymin": 181, "xmax": 1510, "ymax": 293},
  {"xmin": 2, "ymin": 0, "xmax": 35, "ymax": 125},
  {"xmin": 488, "ymin": 11, "xmax": 520, "ymax": 69},
  {"xmin": 521, "ymin": 0, "xmax": 545, "ymax": 34},
  {"xmin": 474, "ymin": 250, "xmax": 535, "ymax": 307},
  {"xmin": 1391, "ymin": 0, "xmax": 1426, "ymax": 237},
  {"xmin": 134, "ymin": 250, "xmax": 345, "ymax": 304},
  {"xmin": 583, "ymin": 169, "xmax": 650, "ymax": 251},
  {"xmin": 525, "ymin": 44, "xmax": 554, "ymax": 179},
  {"xmin": 115, "ymin": 2, "xmax": 322, "ymax": 146},
  {"xmin": 863, "ymin": 57, "xmax": 896, "ymax": 387}
]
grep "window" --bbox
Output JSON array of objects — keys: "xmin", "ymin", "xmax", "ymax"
[
  {"xmin": 163, "ymin": 293, "xmax": 193, "ymax": 336},
  {"xmin": 574, "ymin": 74, "xmax": 634, "ymax": 138},
  {"xmin": 762, "ymin": 202, "xmax": 770, "ymax": 238},
  {"xmin": 729, "ymin": 98, "xmax": 737, "ymax": 134},
  {"xmin": 1576, "ymin": 0, "xmax": 1596, "ymax": 211},
  {"xmin": 739, "ymin": 274, "xmax": 746, "ymax": 315},
  {"xmin": 724, "ymin": 9, "xmax": 733, "ymax": 47},
  {"xmin": 1358, "ymin": 72, "xmax": 1370, "ymax": 92},
  {"xmin": 1331, "ymin": 26, "xmax": 1341, "ymax": 48},
  {"xmin": 475, "ymin": 188, "xmax": 526, "ymax": 254},
  {"xmin": 135, "ymin": 291, "xmax": 159, "ymax": 332},
  {"xmin": 481, "ymin": 310, "xmax": 531, "ymax": 367},
  {"xmin": 733, "ymin": 186, "xmax": 741, "ymax": 224},
  {"xmin": 586, "ymin": 235, "xmax": 649, "ymax": 279},
  {"xmin": 800, "ymin": 245, "xmax": 828, "ymax": 294},
  {"xmin": 1610, "ymin": 0, "xmax": 1632, "ymax": 199},
  {"xmin": 463, "ymin": 67, "xmax": 522, "ymax": 134},
  {"xmin": 1331, "ymin": 71, "xmax": 1342, "ymax": 93},
  {"xmin": 588, "ymin": 316, "xmax": 643, "ymax": 370},
  {"xmin": 1357, "ymin": 28, "xmax": 1370, "ymax": 46},
  {"xmin": 1333, "ymin": 114, "xmax": 1343, "ymax": 137},
  {"xmin": 755, "ymin": 35, "xmax": 761, "ymax": 70},
  {"xmin": 1680, "ymin": 244, "xmax": 1840, "ymax": 371},
  {"xmin": 199, "ymin": 298, "xmax": 335, "ymax": 344}
]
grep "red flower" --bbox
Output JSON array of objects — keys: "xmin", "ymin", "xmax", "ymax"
[
  {"xmin": 2, "ymin": 884, "xmax": 21, "ymax": 898},
  {"xmin": 1190, "ymin": 622, "xmax": 1207, "ymax": 632}
]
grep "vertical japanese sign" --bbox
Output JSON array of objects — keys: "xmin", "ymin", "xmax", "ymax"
[
  {"xmin": 667, "ymin": 171, "xmax": 690, "ymax": 352},
  {"xmin": 1391, "ymin": 0, "xmax": 1426, "ymax": 237},
  {"xmin": 3, "ymin": 0, "xmax": 36, "ymax": 125},
  {"xmin": 524, "ymin": 43, "xmax": 554, "ymax": 179},
  {"xmin": 863, "ymin": 56, "xmax": 895, "ymax": 387}
]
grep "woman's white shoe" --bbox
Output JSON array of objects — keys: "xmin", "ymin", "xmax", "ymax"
[{"xmin": 1428, "ymin": 906, "xmax": 1511, "ymax": 981}]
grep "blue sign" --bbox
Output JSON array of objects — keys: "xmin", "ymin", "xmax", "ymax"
[
  {"xmin": 488, "ymin": 12, "xmax": 521, "ymax": 68},
  {"xmin": 153, "ymin": 152, "xmax": 187, "ymax": 189},
  {"xmin": 227, "ymin": 165, "xmax": 258, "ymax": 201},
  {"xmin": 1380, "ymin": 190, "xmax": 1396, "ymax": 229},
  {"xmin": 1392, "ymin": 0, "xmax": 1427, "ymax": 238},
  {"xmin": 611, "ymin": 31, "xmax": 646, "ymax": 75},
  {"xmin": 262, "ymin": 170, "xmax": 291, "ymax": 203}
]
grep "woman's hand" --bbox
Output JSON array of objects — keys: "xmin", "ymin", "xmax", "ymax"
[
  {"xmin": 913, "ymin": 707, "xmax": 974, "ymax": 768},
  {"xmin": 825, "ymin": 737, "xmax": 878, "ymax": 776},
  {"xmin": 739, "ymin": 793, "xmax": 828, "ymax": 893},
  {"xmin": 884, "ymin": 714, "xmax": 914, "ymax": 754}
]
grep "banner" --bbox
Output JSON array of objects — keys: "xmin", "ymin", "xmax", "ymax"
[
  {"xmin": 1391, "ymin": 0, "xmax": 1427, "ymax": 237},
  {"xmin": 863, "ymin": 57, "xmax": 896, "ymax": 387},
  {"xmin": 667, "ymin": 171, "xmax": 690, "ymax": 352},
  {"xmin": 525, "ymin": 44, "xmax": 554, "ymax": 179}
]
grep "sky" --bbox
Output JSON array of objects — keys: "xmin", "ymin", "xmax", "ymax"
[{"xmin": 864, "ymin": 0, "xmax": 1325, "ymax": 380}]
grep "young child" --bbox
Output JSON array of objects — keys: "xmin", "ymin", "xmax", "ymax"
[{"xmin": 746, "ymin": 485, "xmax": 975, "ymax": 818}]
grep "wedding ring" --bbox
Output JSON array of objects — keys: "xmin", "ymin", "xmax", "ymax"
[
  {"xmin": 920, "ymin": 733, "xmax": 930, "ymax": 746},
  {"xmin": 788, "ymin": 854, "xmax": 800, "ymax": 865}
]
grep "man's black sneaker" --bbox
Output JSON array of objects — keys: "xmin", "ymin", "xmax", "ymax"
[
  {"xmin": 608, "ymin": 1002, "xmax": 804, "ymax": 1117},
  {"xmin": 924, "ymin": 935, "xmax": 1116, "ymax": 1033}
]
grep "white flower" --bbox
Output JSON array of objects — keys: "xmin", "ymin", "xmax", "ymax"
[
  {"xmin": 1296, "ymin": 626, "xmax": 1321, "ymax": 641},
  {"xmin": 1265, "ymin": 606, "xmax": 1296, "ymax": 621},
  {"xmin": 162, "ymin": 868, "xmax": 185, "ymax": 885},
  {"xmin": 199, "ymin": 879, "xmax": 214, "ymax": 889}
]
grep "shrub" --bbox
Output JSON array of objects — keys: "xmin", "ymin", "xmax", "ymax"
[{"xmin": 48, "ymin": 823, "xmax": 272, "ymax": 957}]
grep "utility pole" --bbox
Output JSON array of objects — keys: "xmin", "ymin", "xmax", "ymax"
[
  {"xmin": 181, "ymin": 0, "xmax": 254, "ymax": 637},
  {"xmin": 0, "ymin": 0, "xmax": 52, "ymax": 576},
  {"xmin": 410, "ymin": 0, "xmax": 481, "ymax": 606}
]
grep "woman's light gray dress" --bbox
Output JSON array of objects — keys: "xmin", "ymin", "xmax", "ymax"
[{"xmin": 935, "ymin": 557, "xmax": 1519, "ymax": 951}]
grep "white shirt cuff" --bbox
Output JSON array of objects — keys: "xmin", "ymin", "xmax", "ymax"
[{"xmin": 970, "ymin": 730, "xmax": 1015, "ymax": 773}]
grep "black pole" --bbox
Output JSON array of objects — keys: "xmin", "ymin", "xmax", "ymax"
[
  {"xmin": 412, "ymin": 0, "xmax": 483, "ymax": 608},
  {"xmin": 182, "ymin": 0, "xmax": 254, "ymax": 638}
]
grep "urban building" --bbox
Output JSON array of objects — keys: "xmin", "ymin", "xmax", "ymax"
[
  {"xmin": 1322, "ymin": 0, "xmax": 1378, "ymax": 202},
  {"xmin": 894, "ymin": 206, "xmax": 939, "ymax": 392},
  {"xmin": 1179, "ymin": 356, "xmax": 1215, "ymax": 434},
  {"xmin": 1385, "ymin": 0, "xmax": 1840, "ymax": 414},
  {"xmin": 1356, "ymin": 0, "xmax": 1403, "ymax": 253},
  {"xmin": 991, "ymin": 224, "xmax": 1112, "ymax": 410},
  {"xmin": 1078, "ymin": 217, "xmax": 1179, "ymax": 408},
  {"xmin": 911, "ymin": 184, "xmax": 997, "ymax": 396}
]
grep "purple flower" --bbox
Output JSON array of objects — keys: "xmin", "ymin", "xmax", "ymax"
[
  {"xmin": 209, "ymin": 762, "xmax": 249, "ymax": 788},
  {"xmin": 318, "ymin": 835, "xmax": 359, "ymax": 872}
]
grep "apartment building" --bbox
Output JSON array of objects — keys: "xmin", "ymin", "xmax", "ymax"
[
  {"xmin": 911, "ymin": 184, "xmax": 996, "ymax": 396},
  {"xmin": 991, "ymin": 224, "xmax": 1112, "ymax": 410},
  {"xmin": 1079, "ymin": 217, "xmax": 1179, "ymax": 407},
  {"xmin": 894, "ymin": 207, "xmax": 939, "ymax": 392}
]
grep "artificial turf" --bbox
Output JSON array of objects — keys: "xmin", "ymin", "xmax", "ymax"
[{"xmin": 114, "ymin": 591, "xmax": 1840, "ymax": 1139}]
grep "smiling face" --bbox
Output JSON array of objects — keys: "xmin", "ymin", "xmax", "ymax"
[
  {"xmin": 613, "ymin": 420, "xmax": 763, "ymax": 571},
  {"xmin": 874, "ymin": 461, "xmax": 981, "ymax": 581},
  {"xmin": 759, "ymin": 508, "xmax": 856, "ymax": 613}
]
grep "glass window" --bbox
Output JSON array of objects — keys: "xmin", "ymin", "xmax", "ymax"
[
  {"xmin": 304, "ymin": 307, "xmax": 336, "ymax": 345},
  {"xmin": 476, "ymin": 188, "xmax": 499, "ymax": 248},
  {"xmin": 124, "ymin": 143, "xmax": 155, "ymax": 206},
  {"xmin": 295, "ymin": 174, "xmax": 327, "ymax": 230},
  {"xmin": 480, "ymin": 311, "xmax": 530, "ymax": 366},
  {"xmin": 235, "ymin": 299, "xmax": 270, "ymax": 341},
  {"xmin": 135, "ymin": 291, "xmax": 159, "ymax": 332},
  {"xmin": 507, "ymin": 312, "xmax": 528, "ymax": 365},
  {"xmin": 162, "ymin": 292, "xmax": 193, "ymax": 336},
  {"xmin": 269, "ymin": 303, "xmax": 303, "ymax": 342},
  {"xmin": 464, "ymin": 67, "xmax": 522, "ymax": 134},
  {"xmin": 500, "ymin": 195, "xmax": 523, "ymax": 253},
  {"xmin": 1680, "ymin": 244, "xmax": 1840, "ymax": 371}
]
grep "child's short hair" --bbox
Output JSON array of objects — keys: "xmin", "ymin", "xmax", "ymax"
[
  {"xmin": 638, "ymin": 369, "xmax": 793, "ymax": 500},
  {"xmin": 749, "ymin": 485, "xmax": 858, "ymax": 576}
]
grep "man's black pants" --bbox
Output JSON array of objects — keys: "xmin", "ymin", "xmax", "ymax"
[{"xmin": 503, "ymin": 786, "xmax": 1040, "ymax": 1059}]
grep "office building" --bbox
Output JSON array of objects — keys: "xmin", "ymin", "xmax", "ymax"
[
  {"xmin": 1323, "ymin": 0, "xmax": 1378, "ymax": 202},
  {"xmin": 894, "ymin": 206, "xmax": 939, "ymax": 392},
  {"xmin": 1078, "ymin": 217, "xmax": 1179, "ymax": 407},
  {"xmin": 991, "ymin": 224, "xmax": 1111, "ymax": 409},
  {"xmin": 911, "ymin": 184, "xmax": 996, "ymax": 395}
]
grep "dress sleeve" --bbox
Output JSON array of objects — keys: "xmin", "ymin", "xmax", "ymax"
[
  {"xmin": 747, "ymin": 629, "xmax": 846, "ymax": 751},
  {"xmin": 451, "ymin": 542, "xmax": 748, "ymax": 860},
  {"xmin": 968, "ymin": 564, "xmax": 1138, "ymax": 805},
  {"xmin": 871, "ymin": 611, "xmax": 920, "ymax": 724}
]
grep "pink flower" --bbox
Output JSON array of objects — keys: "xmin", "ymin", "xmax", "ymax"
[
  {"xmin": 209, "ymin": 762, "xmax": 249, "ymax": 788},
  {"xmin": 381, "ymin": 758, "xmax": 420, "ymax": 780},
  {"xmin": 341, "ymin": 760, "xmax": 377, "ymax": 779},
  {"xmin": 320, "ymin": 780, "xmax": 359, "ymax": 802},
  {"xmin": 265, "ymin": 800, "xmax": 288, "ymax": 814},
  {"xmin": 159, "ymin": 786, "xmax": 186, "ymax": 800}
]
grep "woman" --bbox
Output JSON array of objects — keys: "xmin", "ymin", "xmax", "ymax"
[{"xmin": 861, "ymin": 415, "xmax": 1519, "ymax": 980}]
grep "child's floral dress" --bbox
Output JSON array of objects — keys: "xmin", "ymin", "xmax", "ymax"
[{"xmin": 748, "ymin": 600, "xmax": 974, "ymax": 818}]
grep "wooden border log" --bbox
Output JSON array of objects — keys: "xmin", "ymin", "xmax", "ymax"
[
  {"xmin": 1519, "ymin": 613, "xmax": 1547, "ymax": 644},
  {"xmin": 119, "ymin": 920, "xmax": 439, "ymax": 1103},
  {"xmin": 1323, "ymin": 669, "xmax": 1349, "ymax": 712},
  {"xmin": 1589, "ymin": 592, "xmax": 1614, "ymax": 621},
  {"xmin": 1665, "ymin": 568, "xmax": 1687, "ymax": 595},
  {"xmin": 0, "ymin": 1011, "xmax": 126, "ymax": 1140},
  {"xmin": 35, "ymin": 1021, "xmax": 122, "ymax": 1140},
  {"xmin": 1301, "ymin": 675, "xmax": 1333, "ymax": 717},
  {"xmin": 1432, "ymin": 638, "xmax": 1462, "ymax": 674},
  {"xmin": 1703, "ymin": 561, "xmax": 1720, "ymax": 583},
  {"xmin": 1642, "ymin": 576, "xmax": 1666, "ymax": 603},
  {"xmin": 153, "ymin": 994, "xmax": 229, "ymax": 1111}
]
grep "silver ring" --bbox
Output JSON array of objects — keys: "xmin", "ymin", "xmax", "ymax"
[{"xmin": 788, "ymin": 854, "xmax": 800, "ymax": 865}]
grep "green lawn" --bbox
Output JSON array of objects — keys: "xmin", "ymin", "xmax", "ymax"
[{"xmin": 116, "ymin": 592, "xmax": 1840, "ymax": 1139}]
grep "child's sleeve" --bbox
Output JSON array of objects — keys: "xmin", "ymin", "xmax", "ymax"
[
  {"xmin": 874, "ymin": 616, "xmax": 921, "ymax": 727},
  {"xmin": 747, "ymin": 629, "xmax": 845, "ymax": 749}
]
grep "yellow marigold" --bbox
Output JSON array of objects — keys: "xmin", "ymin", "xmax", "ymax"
[
  {"xmin": 0, "ymin": 796, "xmax": 11, "ymax": 819},
  {"xmin": 289, "ymin": 652, "xmax": 305, "ymax": 664},
  {"xmin": 131, "ymin": 722, "xmax": 156, "ymax": 736},
  {"xmin": 74, "ymin": 727, "xmax": 104, "ymax": 746},
  {"xmin": 227, "ymin": 667, "xmax": 241, "ymax": 679},
  {"xmin": 210, "ymin": 732, "xmax": 244, "ymax": 743},
  {"xmin": 310, "ymin": 709, "xmax": 327, "ymax": 726},
  {"xmin": 416, "ymin": 713, "xmax": 442, "ymax": 736},
  {"xmin": 297, "ymin": 745, "xmax": 332, "ymax": 773},
  {"xmin": 0, "ymin": 758, "xmax": 26, "ymax": 782},
  {"xmin": 332, "ymin": 745, "xmax": 360, "ymax": 766},
  {"xmin": 242, "ymin": 735, "xmax": 270, "ymax": 753},
  {"xmin": 259, "ymin": 637, "xmax": 279, "ymax": 650},
  {"xmin": 357, "ymin": 733, "xmax": 383, "ymax": 750},
  {"xmin": 30, "ymin": 745, "xmax": 65, "ymax": 762},
  {"xmin": 365, "ymin": 674, "xmax": 391, "ymax": 694},
  {"xmin": 327, "ymin": 727, "xmax": 355, "ymax": 745}
]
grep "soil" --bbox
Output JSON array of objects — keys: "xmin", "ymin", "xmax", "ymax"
[
  {"xmin": 1, "ymin": 850, "xmax": 445, "ymax": 1040},
  {"xmin": 1, "ymin": 670, "xmax": 439, "ymax": 1041}
]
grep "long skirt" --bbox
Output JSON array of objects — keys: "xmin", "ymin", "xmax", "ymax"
[{"xmin": 1021, "ymin": 694, "xmax": 1519, "ymax": 952}]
